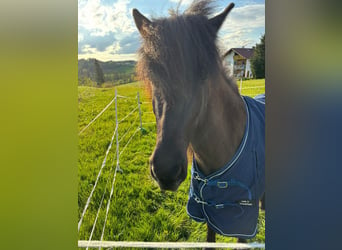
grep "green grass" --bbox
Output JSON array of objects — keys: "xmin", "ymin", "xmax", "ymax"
[
  {"xmin": 237, "ymin": 79, "xmax": 265, "ymax": 98},
  {"xmin": 78, "ymin": 79, "xmax": 265, "ymax": 247}
]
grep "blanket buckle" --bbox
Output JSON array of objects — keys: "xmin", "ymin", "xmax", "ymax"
[
  {"xmin": 194, "ymin": 174, "xmax": 207, "ymax": 183},
  {"xmin": 194, "ymin": 196, "xmax": 208, "ymax": 205},
  {"xmin": 217, "ymin": 181, "xmax": 228, "ymax": 188}
]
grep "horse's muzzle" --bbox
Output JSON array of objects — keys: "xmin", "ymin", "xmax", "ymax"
[{"xmin": 150, "ymin": 162, "xmax": 187, "ymax": 191}]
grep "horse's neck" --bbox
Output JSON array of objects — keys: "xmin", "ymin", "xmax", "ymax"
[{"xmin": 190, "ymin": 75, "xmax": 246, "ymax": 176}]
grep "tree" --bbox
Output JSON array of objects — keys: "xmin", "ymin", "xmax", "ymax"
[
  {"xmin": 94, "ymin": 59, "xmax": 105, "ymax": 86},
  {"xmin": 250, "ymin": 34, "xmax": 265, "ymax": 79}
]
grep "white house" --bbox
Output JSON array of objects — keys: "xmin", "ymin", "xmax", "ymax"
[{"xmin": 223, "ymin": 48, "xmax": 254, "ymax": 78}]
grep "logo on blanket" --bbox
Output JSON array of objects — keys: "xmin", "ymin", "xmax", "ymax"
[{"xmin": 186, "ymin": 94, "xmax": 265, "ymax": 238}]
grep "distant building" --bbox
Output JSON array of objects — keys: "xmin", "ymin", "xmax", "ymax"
[{"xmin": 223, "ymin": 48, "xmax": 254, "ymax": 78}]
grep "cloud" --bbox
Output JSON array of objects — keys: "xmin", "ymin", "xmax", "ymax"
[
  {"xmin": 169, "ymin": 0, "xmax": 193, "ymax": 6},
  {"xmin": 78, "ymin": 0, "xmax": 135, "ymax": 37},
  {"xmin": 217, "ymin": 3, "xmax": 265, "ymax": 49},
  {"xmin": 78, "ymin": 46, "xmax": 137, "ymax": 61},
  {"xmin": 77, "ymin": 1, "xmax": 264, "ymax": 61},
  {"xmin": 78, "ymin": 33, "xmax": 84, "ymax": 42},
  {"xmin": 79, "ymin": 30, "xmax": 118, "ymax": 52},
  {"xmin": 78, "ymin": 32, "xmax": 141, "ymax": 61},
  {"xmin": 78, "ymin": 30, "xmax": 141, "ymax": 59},
  {"xmin": 218, "ymin": 32, "xmax": 256, "ymax": 52},
  {"xmin": 220, "ymin": 4, "xmax": 265, "ymax": 33},
  {"xmin": 78, "ymin": 0, "xmax": 141, "ymax": 60}
]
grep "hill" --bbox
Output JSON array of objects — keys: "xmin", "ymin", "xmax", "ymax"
[{"xmin": 78, "ymin": 59, "xmax": 137, "ymax": 85}]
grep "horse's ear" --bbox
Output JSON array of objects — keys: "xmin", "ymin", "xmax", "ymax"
[
  {"xmin": 132, "ymin": 8, "xmax": 152, "ymax": 38},
  {"xmin": 209, "ymin": 3, "xmax": 234, "ymax": 33}
]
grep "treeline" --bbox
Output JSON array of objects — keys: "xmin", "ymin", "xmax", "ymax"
[
  {"xmin": 250, "ymin": 34, "xmax": 265, "ymax": 79},
  {"xmin": 78, "ymin": 59, "xmax": 137, "ymax": 87}
]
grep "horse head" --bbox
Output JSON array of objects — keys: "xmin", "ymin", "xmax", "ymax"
[{"xmin": 133, "ymin": 1, "xmax": 235, "ymax": 191}]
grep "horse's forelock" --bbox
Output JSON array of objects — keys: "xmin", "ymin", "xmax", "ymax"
[{"xmin": 137, "ymin": 1, "xmax": 222, "ymax": 94}]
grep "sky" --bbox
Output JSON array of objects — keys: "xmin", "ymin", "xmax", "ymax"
[{"xmin": 78, "ymin": 0, "xmax": 265, "ymax": 61}]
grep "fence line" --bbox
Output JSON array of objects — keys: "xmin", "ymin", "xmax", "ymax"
[
  {"xmin": 78, "ymin": 240, "xmax": 265, "ymax": 249},
  {"xmin": 79, "ymin": 90, "xmax": 140, "ymax": 235},
  {"xmin": 241, "ymin": 86, "xmax": 265, "ymax": 90},
  {"xmin": 86, "ymin": 193, "xmax": 105, "ymax": 250},
  {"xmin": 118, "ymin": 114, "xmax": 139, "ymax": 144},
  {"xmin": 117, "ymin": 94, "xmax": 136, "ymax": 99},
  {"xmin": 115, "ymin": 89, "xmax": 120, "ymax": 172},
  {"xmin": 238, "ymin": 79, "xmax": 265, "ymax": 94},
  {"xmin": 119, "ymin": 128, "xmax": 140, "ymax": 157},
  {"xmin": 78, "ymin": 124, "xmax": 118, "ymax": 232},
  {"xmin": 118, "ymin": 106, "xmax": 139, "ymax": 124},
  {"xmin": 85, "ymin": 170, "xmax": 112, "ymax": 250},
  {"xmin": 100, "ymin": 164, "xmax": 120, "ymax": 244},
  {"xmin": 79, "ymin": 96, "xmax": 116, "ymax": 135},
  {"xmin": 100, "ymin": 89, "xmax": 120, "ymax": 243},
  {"xmin": 137, "ymin": 92, "xmax": 143, "ymax": 129}
]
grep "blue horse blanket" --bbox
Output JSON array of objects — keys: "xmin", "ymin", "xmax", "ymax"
[{"xmin": 186, "ymin": 94, "xmax": 265, "ymax": 238}]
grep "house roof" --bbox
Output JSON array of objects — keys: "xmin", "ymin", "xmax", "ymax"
[{"xmin": 223, "ymin": 48, "xmax": 254, "ymax": 59}]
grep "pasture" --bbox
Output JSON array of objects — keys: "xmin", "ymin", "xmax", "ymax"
[{"xmin": 78, "ymin": 79, "xmax": 265, "ymax": 246}]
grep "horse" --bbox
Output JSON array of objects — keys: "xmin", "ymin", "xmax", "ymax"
[{"xmin": 132, "ymin": 0, "xmax": 265, "ymax": 248}]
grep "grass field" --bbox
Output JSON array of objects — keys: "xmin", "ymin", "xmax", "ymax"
[{"xmin": 78, "ymin": 79, "xmax": 265, "ymax": 248}]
